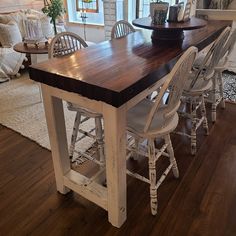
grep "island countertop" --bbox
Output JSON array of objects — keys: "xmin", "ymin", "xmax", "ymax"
[{"xmin": 29, "ymin": 20, "xmax": 232, "ymax": 108}]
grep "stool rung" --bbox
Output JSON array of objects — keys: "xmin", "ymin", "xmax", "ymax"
[
  {"xmin": 155, "ymin": 163, "xmax": 173, "ymax": 190},
  {"xmin": 74, "ymin": 148, "xmax": 103, "ymax": 166},
  {"xmin": 173, "ymin": 131, "xmax": 191, "ymax": 138},
  {"xmin": 127, "ymin": 169, "xmax": 150, "ymax": 184},
  {"xmin": 76, "ymin": 128, "xmax": 96, "ymax": 142}
]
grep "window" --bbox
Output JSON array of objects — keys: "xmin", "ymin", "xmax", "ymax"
[
  {"xmin": 67, "ymin": 0, "xmax": 104, "ymax": 25},
  {"xmin": 76, "ymin": 0, "xmax": 99, "ymax": 13}
]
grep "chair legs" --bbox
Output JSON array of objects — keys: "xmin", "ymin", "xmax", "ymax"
[
  {"xmin": 95, "ymin": 117, "xmax": 105, "ymax": 167},
  {"xmin": 148, "ymin": 139, "xmax": 158, "ymax": 215},
  {"xmin": 164, "ymin": 135, "xmax": 179, "ymax": 178},
  {"xmin": 211, "ymin": 70, "xmax": 225, "ymax": 122},
  {"xmin": 130, "ymin": 137, "xmax": 140, "ymax": 161},
  {"xmin": 219, "ymin": 72, "xmax": 225, "ymax": 109},
  {"xmin": 69, "ymin": 112, "xmax": 81, "ymax": 159},
  {"xmin": 190, "ymin": 100, "xmax": 197, "ymax": 155},
  {"xmin": 189, "ymin": 95, "xmax": 209, "ymax": 155},
  {"xmin": 200, "ymin": 95, "xmax": 209, "ymax": 135},
  {"xmin": 147, "ymin": 135, "xmax": 179, "ymax": 215},
  {"xmin": 211, "ymin": 75, "xmax": 217, "ymax": 123},
  {"xmin": 69, "ymin": 112, "xmax": 104, "ymax": 166}
]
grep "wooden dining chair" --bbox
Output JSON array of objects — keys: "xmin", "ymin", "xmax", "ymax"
[
  {"xmin": 177, "ymin": 27, "xmax": 231, "ymax": 155},
  {"xmin": 126, "ymin": 46, "xmax": 198, "ymax": 215},
  {"xmin": 111, "ymin": 20, "xmax": 135, "ymax": 39},
  {"xmin": 198, "ymin": 28, "xmax": 236, "ymax": 122},
  {"xmin": 48, "ymin": 32, "xmax": 105, "ymax": 171}
]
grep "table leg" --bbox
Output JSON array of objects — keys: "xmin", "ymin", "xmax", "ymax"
[
  {"xmin": 30, "ymin": 54, "xmax": 42, "ymax": 103},
  {"xmin": 31, "ymin": 54, "xmax": 38, "ymax": 64},
  {"xmin": 103, "ymin": 103, "xmax": 127, "ymax": 227},
  {"xmin": 41, "ymin": 84, "xmax": 70, "ymax": 194}
]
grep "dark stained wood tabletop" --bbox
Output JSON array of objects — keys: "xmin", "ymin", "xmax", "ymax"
[{"xmin": 29, "ymin": 20, "xmax": 232, "ymax": 107}]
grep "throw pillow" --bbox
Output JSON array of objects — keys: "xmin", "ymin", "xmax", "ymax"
[
  {"xmin": 0, "ymin": 12, "xmax": 26, "ymax": 37},
  {"xmin": 0, "ymin": 22, "xmax": 22, "ymax": 47},
  {"xmin": 23, "ymin": 17, "xmax": 44, "ymax": 40},
  {"xmin": 24, "ymin": 9, "xmax": 53, "ymax": 38}
]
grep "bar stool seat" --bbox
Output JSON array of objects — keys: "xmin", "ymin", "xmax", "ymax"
[
  {"xmin": 127, "ymin": 99, "xmax": 179, "ymax": 137},
  {"xmin": 184, "ymin": 72, "xmax": 213, "ymax": 95}
]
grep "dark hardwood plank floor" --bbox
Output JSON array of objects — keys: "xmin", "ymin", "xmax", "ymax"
[{"xmin": 0, "ymin": 103, "xmax": 236, "ymax": 236}]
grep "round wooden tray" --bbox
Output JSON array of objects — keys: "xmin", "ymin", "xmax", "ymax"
[
  {"xmin": 132, "ymin": 17, "xmax": 207, "ymax": 44},
  {"xmin": 13, "ymin": 42, "xmax": 49, "ymax": 55}
]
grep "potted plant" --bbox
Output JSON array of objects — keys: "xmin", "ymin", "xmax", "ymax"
[
  {"xmin": 150, "ymin": 0, "xmax": 169, "ymax": 25},
  {"xmin": 42, "ymin": 0, "xmax": 66, "ymax": 35}
]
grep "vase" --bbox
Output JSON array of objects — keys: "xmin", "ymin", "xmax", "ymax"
[{"xmin": 150, "ymin": 2, "xmax": 169, "ymax": 25}]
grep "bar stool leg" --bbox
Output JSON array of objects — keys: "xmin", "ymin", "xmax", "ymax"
[
  {"xmin": 190, "ymin": 99, "xmax": 197, "ymax": 155},
  {"xmin": 148, "ymin": 139, "xmax": 158, "ymax": 215},
  {"xmin": 219, "ymin": 71, "xmax": 225, "ymax": 109},
  {"xmin": 95, "ymin": 117, "xmax": 105, "ymax": 167},
  {"xmin": 165, "ymin": 134, "xmax": 179, "ymax": 178},
  {"xmin": 201, "ymin": 95, "xmax": 209, "ymax": 135},
  {"xmin": 211, "ymin": 74, "xmax": 217, "ymax": 123},
  {"xmin": 69, "ymin": 112, "xmax": 81, "ymax": 159}
]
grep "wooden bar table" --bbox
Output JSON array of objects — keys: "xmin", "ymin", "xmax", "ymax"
[{"xmin": 29, "ymin": 20, "xmax": 231, "ymax": 228}]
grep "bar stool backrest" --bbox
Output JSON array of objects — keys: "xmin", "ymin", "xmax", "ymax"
[
  {"xmin": 111, "ymin": 20, "xmax": 135, "ymax": 39},
  {"xmin": 221, "ymin": 28, "xmax": 236, "ymax": 61},
  {"xmin": 144, "ymin": 46, "xmax": 198, "ymax": 133},
  {"xmin": 48, "ymin": 32, "xmax": 88, "ymax": 59},
  {"xmin": 190, "ymin": 26, "xmax": 231, "ymax": 89}
]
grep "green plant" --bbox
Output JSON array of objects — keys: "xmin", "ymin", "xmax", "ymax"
[{"xmin": 42, "ymin": 0, "xmax": 66, "ymax": 35}]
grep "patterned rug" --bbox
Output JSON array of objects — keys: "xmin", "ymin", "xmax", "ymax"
[
  {"xmin": 223, "ymin": 71, "xmax": 236, "ymax": 102},
  {"xmin": 0, "ymin": 73, "xmax": 95, "ymax": 159}
]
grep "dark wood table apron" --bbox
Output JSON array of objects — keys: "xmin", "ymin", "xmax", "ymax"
[
  {"xmin": 29, "ymin": 20, "xmax": 231, "ymax": 228},
  {"xmin": 132, "ymin": 16, "xmax": 207, "ymax": 44}
]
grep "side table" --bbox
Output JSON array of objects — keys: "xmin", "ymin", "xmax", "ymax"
[
  {"xmin": 13, "ymin": 42, "xmax": 49, "ymax": 64},
  {"xmin": 13, "ymin": 42, "xmax": 49, "ymax": 102}
]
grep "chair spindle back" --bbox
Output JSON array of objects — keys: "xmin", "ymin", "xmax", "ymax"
[
  {"xmin": 221, "ymin": 28, "xmax": 236, "ymax": 60},
  {"xmin": 144, "ymin": 46, "xmax": 198, "ymax": 133},
  {"xmin": 48, "ymin": 32, "xmax": 88, "ymax": 59},
  {"xmin": 111, "ymin": 20, "xmax": 135, "ymax": 39},
  {"xmin": 189, "ymin": 26, "xmax": 231, "ymax": 88}
]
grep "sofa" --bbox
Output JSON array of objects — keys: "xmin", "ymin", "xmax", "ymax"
[{"xmin": 0, "ymin": 9, "xmax": 55, "ymax": 82}]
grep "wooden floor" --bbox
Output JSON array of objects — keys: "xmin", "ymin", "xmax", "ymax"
[{"xmin": 1, "ymin": 103, "xmax": 236, "ymax": 236}]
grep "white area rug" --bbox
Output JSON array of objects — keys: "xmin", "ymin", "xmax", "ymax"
[
  {"xmin": 0, "ymin": 73, "xmax": 95, "ymax": 152},
  {"xmin": 228, "ymin": 21, "xmax": 236, "ymax": 73}
]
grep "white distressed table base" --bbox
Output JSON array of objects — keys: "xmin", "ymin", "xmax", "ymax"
[{"xmin": 40, "ymin": 75, "xmax": 166, "ymax": 227}]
